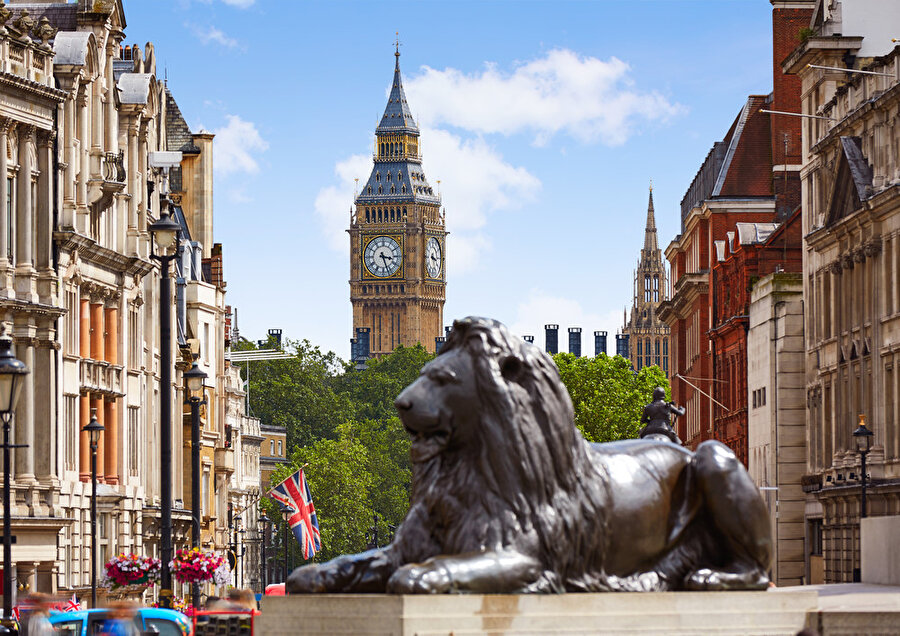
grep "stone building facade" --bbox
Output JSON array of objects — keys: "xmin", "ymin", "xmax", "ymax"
[
  {"xmin": 349, "ymin": 48, "xmax": 447, "ymax": 357},
  {"xmin": 783, "ymin": 0, "xmax": 900, "ymax": 583},
  {"xmin": 622, "ymin": 187, "xmax": 669, "ymax": 375},
  {"xmin": 0, "ymin": 0, "xmax": 260, "ymax": 603}
]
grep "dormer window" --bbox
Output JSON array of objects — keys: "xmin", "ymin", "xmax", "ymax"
[
  {"xmin": 390, "ymin": 185, "xmax": 395, "ymax": 194},
  {"xmin": 367, "ymin": 186, "xmax": 372, "ymax": 194},
  {"xmin": 397, "ymin": 171, "xmax": 402, "ymax": 180},
  {"xmin": 376, "ymin": 173, "xmax": 381, "ymax": 182},
  {"xmin": 387, "ymin": 172, "xmax": 391, "ymax": 182},
  {"xmin": 378, "ymin": 185, "xmax": 383, "ymax": 194},
  {"xmin": 401, "ymin": 185, "xmax": 406, "ymax": 194}
]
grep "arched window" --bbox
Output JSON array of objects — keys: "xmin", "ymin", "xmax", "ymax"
[
  {"xmin": 270, "ymin": 440, "xmax": 274, "ymax": 455},
  {"xmin": 401, "ymin": 185, "xmax": 406, "ymax": 194},
  {"xmin": 278, "ymin": 441, "xmax": 283, "ymax": 456},
  {"xmin": 390, "ymin": 185, "xmax": 395, "ymax": 194},
  {"xmin": 367, "ymin": 186, "xmax": 372, "ymax": 194},
  {"xmin": 378, "ymin": 185, "xmax": 383, "ymax": 194},
  {"xmin": 365, "ymin": 209, "xmax": 370, "ymax": 222},
  {"xmin": 376, "ymin": 172, "xmax": 381, "ymax": 182},
  {"xmin": 399, "ymin": 143, "xmax": 404, "ymax": 155},
  {"xmin": 387, "ymin": 172, "xmax": 391, "ymax": 182}
]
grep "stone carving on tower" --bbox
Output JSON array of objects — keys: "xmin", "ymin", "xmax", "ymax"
[
  {"xmin": 349, "ymin": 44, "xmax": 447, "ymax": 358},
  {"xmin": 622, "ymin": 185, "xmax": 670, "ymax": 375}
]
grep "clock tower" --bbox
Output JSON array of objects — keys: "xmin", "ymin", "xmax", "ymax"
[{"xmin": 349, "ymin": 47, "xmax": 447, "ymax": 357}]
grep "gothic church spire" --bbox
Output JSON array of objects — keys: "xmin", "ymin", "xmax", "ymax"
[{"xmin": 644, "ymin": 184, "xmax": 658, "ymax": 253}]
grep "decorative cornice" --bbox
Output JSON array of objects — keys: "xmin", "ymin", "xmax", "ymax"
[{"xmin": 0, "ymin": 71, "xmax": 66, "ymax": 104}]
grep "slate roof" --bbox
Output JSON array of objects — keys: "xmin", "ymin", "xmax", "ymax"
[
  {"xmin": 165, "ymin": 88, "xmax": 200, "ymax": 155},
  {"xmin": 377, "ymin": 52, "xmax": 417, "ymax": 134},
  {"xmin": 840, "ymin": 136, "xmax": 873, "ymax": 201},
  {"xmin": 356, "ymin": 53, "xmax": 439, "ymax": 206},
  {"xmin": 8, "ymin": 3, "xmax": 77, "ymax": 32},
  {"xmin": 355, "ymin": 160, "xmax": 439, "ymax": 206}
]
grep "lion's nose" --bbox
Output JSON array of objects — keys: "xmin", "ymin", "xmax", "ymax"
[{"xmin": 395, "ymin": 396, "xmax": 411, "ymax": 411}]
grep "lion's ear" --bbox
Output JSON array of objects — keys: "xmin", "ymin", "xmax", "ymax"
[{"xmin": 500, "ymin": 354, "xmax": 524, "ymax": 383}]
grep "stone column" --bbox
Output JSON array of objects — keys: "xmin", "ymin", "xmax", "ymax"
[
  {"xmin": 15, "ymin": 125, "xmax": 34, "ymax": 285},
  {"xmin": 0, "ymin": 117, "xmax": 10, "ymax": 266},
  {"xmin": 79, "ymin": 296, "xmax": 90, "ymax": 359},
  {"xmin": 14, "ymin": 335, "xmax": 35, "ymax": 482},
  {"xmin": 33, "ymin": 338, "xmax": 54, "ymax": 485},
  {"xmin": 90, "ymin": 395, "xmax": 104, "ymax": 484},
  {"xmin": 77, "ymin": 89, "xmax": 89, "ymax": 221},
  {"xmin": 90, "ymin": 300, "xmax": 103, "ymax": 361},
  {"xmin": 35, "ymin": 130, "xmax": 54, "ymax": 272},
  {"xmin": 127, "ymin": 122, "xmax": 138, "ymax": 229},
  {"xmin": 79, "ymin": 394, "xmax": 90, "ymax": 482},
  {"xmin": 104, "ymin": 398, "xmax": 117, "ymax": 485},
  {"xmin": 63, "ymin": 96, "xmax": 75, "ymax": 206},
  {"xmin": 105, "ymin": 305, "xmax": 118, "ymax": 365}
]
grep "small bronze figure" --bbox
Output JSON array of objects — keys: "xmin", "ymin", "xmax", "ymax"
[
  {"xmin": 638, "ymin": 387, "xmax": 684, "ymax": 445},
  {"xmin": 288, "ymin": 317, "xmax": 772, "ymax": 595}
]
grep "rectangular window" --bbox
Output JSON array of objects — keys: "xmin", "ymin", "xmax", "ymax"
[
  {"xmin": 203, "ymin": 322, "xmax": 210, "ymax": 364},
  {"xmin": 6, "ymin": 177, "xmax": 12, "ymax": 260},
  {"xmin": 64, "ymin": 395, "xmax": 78, "ymax": 471},
  {"xmin": 202, "ymin": 469, "xmax": 210, "ymax": 517},
  {"xmin": 128, "ymin": 406, "xmax": 140, "ymax": 477},
  {"xmin": 129, "ymin": 305, "xmax": 140, "ymax": 369},
  {"xmin": 64, "ymin": 289, "xmax": 78, "ymax": 354}
]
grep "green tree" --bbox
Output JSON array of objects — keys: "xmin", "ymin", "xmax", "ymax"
[
  {"xmin": 336, "ymin": 345, "xmax": 435, "ymax": 422},
  {"xmin": 553, "ymin": 353, "xmax": 670, "ymax": 443},
  {"xmin": 236, "ymin": 337, "xmax": 354, "ymax": 449}
]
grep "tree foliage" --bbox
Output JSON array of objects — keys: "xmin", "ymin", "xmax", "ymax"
[{"xmin": 552, "ymin": 353, "xmax": 670, "ymax": 443}]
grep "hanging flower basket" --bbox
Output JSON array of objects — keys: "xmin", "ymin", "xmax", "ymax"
[
  {"xmin": 169, "ymin": 548, "xmax": 227, "ymax": 585},
  {"xmin": 101, "ymin": 554, "xmax": 161, "ymax": 590}
]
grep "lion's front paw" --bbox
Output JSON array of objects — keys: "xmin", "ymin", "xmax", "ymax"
[
  {"xmin": 684, "ymin": 567, "xmax": 769, "ymax": 591},
  {"xmin": 386, "ymin": 563, "xmax": 453, "ymax": 594},
  {"xmin": 286, "ymin": 564, "xmax": 327, "ymax": 594}
]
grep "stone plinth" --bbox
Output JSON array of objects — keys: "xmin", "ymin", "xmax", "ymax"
[{"xmin": 259, "ymin": 589, "xmax": 819, "ymax": 635}]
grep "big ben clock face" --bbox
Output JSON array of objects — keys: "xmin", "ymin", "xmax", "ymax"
[
  {"xmin": 425, "ymin": 237, "xmax": 442, "ymax": 278},
  {"xmin": 364, "ymin": 236, "xmax": 402, "ymax": 277}
]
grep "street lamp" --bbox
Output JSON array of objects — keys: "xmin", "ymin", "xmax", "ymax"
[
  {"xmin": 0, "ymin": 333, "xmax": 27, "ymax": 632},
  {"xmin": 83, "ymin": 410, "xmax": 105, "ymax": 608},
  {"xmin": 853, "ymin": 414, "xmax": 875, "ymax": 518},
  {"xmin": 259, "ymin": 511, "xmax": 269, "ymax": 591},
  {"xmin": 148, "ymin": 150, "xmax": 183, "ymax": 606},
  {"xmin": 183, "ymin": 360, "xmax": 207, "ymax": 610}
]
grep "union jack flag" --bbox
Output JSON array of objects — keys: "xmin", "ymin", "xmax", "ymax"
[{"xmin": 268, "ymin": 468, "xmax": 321, "ymax": 560}]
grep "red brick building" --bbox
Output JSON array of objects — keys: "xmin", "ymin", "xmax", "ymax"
[
  {"xmin": 708, "ymin": 211, "xmax": 803, "ymax": 465},
  {"xmin": 657, "ymin": 1, "xmax": 813, "ymax": 450}
]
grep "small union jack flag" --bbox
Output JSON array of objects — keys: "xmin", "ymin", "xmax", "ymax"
[{"xmin": 269, "ymin": 468, "xmax": 321, "ymax": 560}]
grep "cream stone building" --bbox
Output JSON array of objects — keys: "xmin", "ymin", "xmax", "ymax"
[
  {"xmin": 0, "ymin": 0, "xmax": 260, "ymax": 603},
  {"xmin": 783, "ymin": 0, "xmax": 900, "ymax": 583}
]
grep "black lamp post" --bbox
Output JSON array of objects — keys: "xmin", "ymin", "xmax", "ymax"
[
  {"xmin": 853, "ymin": 414, "xmax": 875, "ymax": 518},
  {"xmin": 259, "ymin": 511, "xmax": 269, "ymax": 591},
  {"xmin": 0, "ymin": 333, "xmax": 27, "ymax": 631},
  {"xmin": 183, "ymin": 360, "xmax": 207, "ymax": 610},
  {"xmin": 149, "ymin": 198, "xmax": 181, "ymax": 605},
  {"xmin": 83, "ymin": 410, "xmax": 105, "ymax": 608}
]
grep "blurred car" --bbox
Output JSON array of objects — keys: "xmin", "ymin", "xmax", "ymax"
[{"xmin": 49, "ymin": 607, "xmax": 191, "ymax": 636}]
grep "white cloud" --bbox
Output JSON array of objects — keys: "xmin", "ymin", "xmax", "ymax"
[
  {"xmin": 314, "ymin": 153, "xmax": 373, "ymax": 250},
  {"xmin": 191, "ymin": 25, "xmax": 239, "ymax": 49},
  {"xmin": 405, "ymin": 49, "xmax": 683, "ymax": 146},
  {"xmin": 510, "ymin": 292, "xmax": 622, "ymax": 353},
  {"xmin": 221, "ymin": 0, "xmax": 254, "ymax": 6},
  {"xmin": 211, "ymin": 115, "xmax": 268, "ymax": 176},
  {"xmin": 314, "ymin": 130, "xmax": 539, "ymax": 270}
]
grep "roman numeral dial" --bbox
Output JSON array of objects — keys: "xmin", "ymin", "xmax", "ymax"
[{"xmin": 364, "ymin": 235, "xmax": 402, "ymax": 277}]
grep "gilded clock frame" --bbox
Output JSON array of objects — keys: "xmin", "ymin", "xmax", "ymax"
[
  {"xmin": 424, "ymin": 234, "xmax": 444, "ymax": 281},
  {"xmin": 361, "ymin": 233, "xmax": 405, "ymax": 280}
]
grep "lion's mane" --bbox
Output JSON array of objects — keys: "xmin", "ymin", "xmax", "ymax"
[{"xmin": 406, "ymin": 317, "xmax": 609, "ymax": 591}]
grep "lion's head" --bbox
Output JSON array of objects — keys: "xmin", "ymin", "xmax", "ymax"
[{"xmin": 394, "ymin": 317, "xmax": 601, "ymax": 560}]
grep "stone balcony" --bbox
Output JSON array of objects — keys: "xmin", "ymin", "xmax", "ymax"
[
  {"xmin": 215, "ymin": 447, "xmax": 234, "ymax": 475},
  {"xmin": 79, "ymin": 358, "xmax": 124, "ymax": 397}
]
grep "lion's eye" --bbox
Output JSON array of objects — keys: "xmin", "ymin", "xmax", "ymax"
[{"xmin": 429, "ymin": 369, "xmax": 457, "ymax": 385}]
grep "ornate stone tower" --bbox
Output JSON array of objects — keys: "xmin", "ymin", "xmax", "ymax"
[
  {"xmin": 349, "ymin": 46, "xmax": 447, "ymax": 357},
  {"xmin": 622, "ymin": 185, "xmax": 670, "ymax": 375}
]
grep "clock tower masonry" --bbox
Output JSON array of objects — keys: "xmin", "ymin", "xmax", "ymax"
[{"xmin": 349, "ymin": 47, "xmax": 447, "ymax": 357}]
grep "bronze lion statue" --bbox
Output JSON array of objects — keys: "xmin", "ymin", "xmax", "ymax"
[{"xmin": 288, "ymin": 317, "xmax": 772, "ymax": 594}]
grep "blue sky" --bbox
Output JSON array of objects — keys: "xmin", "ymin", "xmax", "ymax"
[{"xmin": 125, "ymin": 0, "xmax": 773, "ymax": 358}]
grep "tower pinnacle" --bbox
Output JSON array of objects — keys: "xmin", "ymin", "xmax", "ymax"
[{"xmin": 643, "ymin": 185, "xmax": 658, "ymax": 252}]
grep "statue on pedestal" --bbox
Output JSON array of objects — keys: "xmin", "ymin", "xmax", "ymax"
[
  {"xmin": 288, "ymin": 317, "xmax": 772, "ymax": 595},
  {"xmin": 638, "ymin": 387, "xmax": 684, "ymax": 445}
]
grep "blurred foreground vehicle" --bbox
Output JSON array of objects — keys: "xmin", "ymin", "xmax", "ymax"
[{"xmin": 48, "ymin": 608, "xmax": 191, "ymax": 636}]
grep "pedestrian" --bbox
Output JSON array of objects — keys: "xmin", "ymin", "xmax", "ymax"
[
  {"xmin": 99, "ymin": 602, "xmax": 139, "ymax": 636},
  {"xmin": 23, "ymin": 593, "xmax": 54, "ymax": 636}
]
